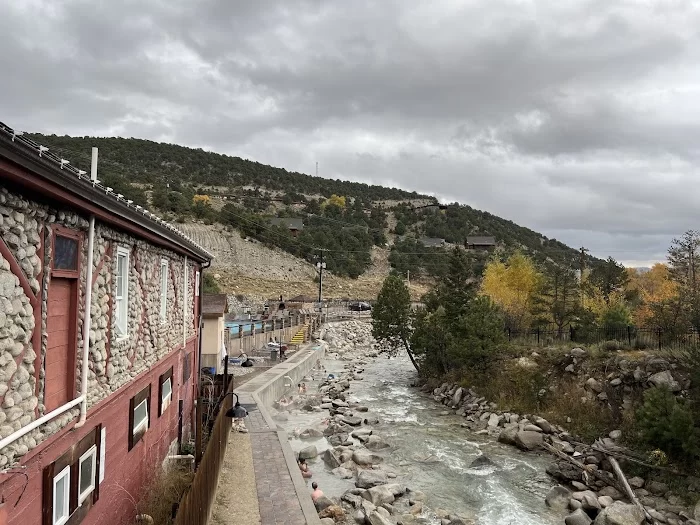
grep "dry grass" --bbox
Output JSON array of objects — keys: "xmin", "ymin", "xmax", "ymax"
[{"xmin": 136, "ymin": 466, "xmax": 194, "ymax": 525}]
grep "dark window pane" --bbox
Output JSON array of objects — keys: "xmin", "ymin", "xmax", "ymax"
[{"xmin": 55, "ymin": 235, "xmax": 78, "ymax": 270}]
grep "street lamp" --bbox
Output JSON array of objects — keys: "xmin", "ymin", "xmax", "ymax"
[{"xmin": 223, "ymin": 392, "xmax": 248, "ymax": 419}]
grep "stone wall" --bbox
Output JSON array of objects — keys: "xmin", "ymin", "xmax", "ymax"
[{"xmin": 0, "ymin": 185, "xmax": 199, "ymax": 467}]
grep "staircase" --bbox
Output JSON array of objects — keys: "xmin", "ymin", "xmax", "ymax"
[{"xmin": 290, "ymin": 324, "xmax": 309, "ymax": 345}]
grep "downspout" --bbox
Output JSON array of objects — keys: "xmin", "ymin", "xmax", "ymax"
[
  {"xmin": 75, "ymin": 147, "xmax": 98, "ymax": 428},
  {"xmin": 194, "ymin": 260, "xmax": 210, "ymax": 466}
]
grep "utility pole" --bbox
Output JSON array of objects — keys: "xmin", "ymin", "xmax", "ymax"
[
  {"xmin": 316, "ymin": 250, "xmax": 326, "ymax": 309},
  {"xmin": 407, "ymin": 270, "xmax": 410, "ymax": 287},
  {"xmin": 579, "ymin": 247, "xmax": 589, "ymax": 307}
]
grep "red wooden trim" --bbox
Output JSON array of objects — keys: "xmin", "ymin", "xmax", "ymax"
[
  {"xmin": 33, "ymin": 223, "xmax": 45, "ymax": 414},
  {"xmin": 0, "ymin": 158, "xmax": 206, "ymax": 261},
  {"xmin": 0, "ymin": 235, "xmax": 36, "ymax": 304},
  {"xmin": 91, "ymin": 242, "xmax": 110, "ymax": 288}
]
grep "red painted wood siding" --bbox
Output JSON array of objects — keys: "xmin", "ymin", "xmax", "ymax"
[{"xmin": 45, "ymin": 278, "xmax": 76, "ymax": 412}]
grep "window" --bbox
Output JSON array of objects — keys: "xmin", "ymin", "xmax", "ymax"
[
  {"xmin": 54, "ymin": 235, "xmax": 79, "ymax": 271},
  {"xmin": 195, "ymin": 271, "xmax": 200, "ymax": 296},
  {"xmin": 52, "ymin": 466, "xmax": 70, "ymax": 525},
  {"xmin": 115, "ymin": 247, "xmax": 130, "ymax": 337},
  {"xmin": 78, "ymin": 446, "xmax": 97, "ymax": 505},
  {"xmin": 159, "ymin": 367, "xmax": 173, "ymax": 416},
  {"xmin": 129, "ymin": 385, "xmax": 151, "ymax": 450},
  {"xmin": 160, "ymin": 259, "xmax": 168, "ymax": 323},
  {"xmin": 43, "ymin": 425, "xmax": 101, "ymax": 525}
]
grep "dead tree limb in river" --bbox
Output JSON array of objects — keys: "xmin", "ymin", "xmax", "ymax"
[{"xmin": 608, "ymin": 456, "xmax": 657, "ymax": 524}]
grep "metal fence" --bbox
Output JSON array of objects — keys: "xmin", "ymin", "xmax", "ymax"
[
  {"xmin": 173, "ymin": 389, "xmax": 233, "ymax": 525},
  {"xmin": 506, "ymin": 324, "xmax": 700, "ymax": 351}
]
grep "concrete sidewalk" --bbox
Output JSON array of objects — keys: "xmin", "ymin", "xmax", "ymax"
[{"xmin": 210, "ymin": 345, "xmax": 324, "ymax": 525}]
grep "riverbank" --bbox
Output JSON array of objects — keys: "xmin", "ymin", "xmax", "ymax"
[
  {"xmin": 270, "ymin": 321, "xmax": 561, "ymax": 525},
  {"xmin": 269, "ymin": 321, "xmax": 700, "ymax": 525}
]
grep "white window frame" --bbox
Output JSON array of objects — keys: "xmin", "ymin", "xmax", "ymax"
[
  {"xmin": 78, "ymin": 445, "xmax": 97, "ymax": 505},
  {"xmin": 160, "ymin": 259, "xmax": 168, "ymax": 323},
  {"xmin": 161, "ymin": 377, "xmax": 172, "ymax": 414},
  {"xmin": 52, "ymin": 465, "xmax": 71, "ymax": 525},
  {"xmin": 195, "ymin": 271, "xmax": 200, "ymax": 296},
  {"xmin": 133, "ymin": 399, "xmax": 149, "ymax": 436},
  {"xmin": 115, "ymin": 247, "xmax": 130, "ymax": 337}
]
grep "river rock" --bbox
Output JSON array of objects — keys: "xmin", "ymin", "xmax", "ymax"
[
  {"xmin": 598, "ymin": 496, "xmax": 614, "ymax": 508},
  {"xmin": 586, "ymin": 378, "xmax": 604, "ymax": 393},
  {"xmin": 353, "ymin": 450, "xmax": 383, "ymax": 466},
  {"xmin": 627, "ymin": 477, "xmax": 645, "ymax": 489},
  {"xmin": 469, "ymin": 455, "xmax": 496, "ymax": 469},
  {"xmin": 333, "ymin": 466, "xmax": 354, "ymax": 479},
  {"xmin": 534, "ymin": 417, "xmax": 552, "ymax": 433},
  {"xmin": 299, "ymin": 428, "xmax": 324, "ymax": 439},
  {"xmin": 332, "ymin": 399, "xmax": 349, "ymax": 408},
  {"xmin": 314, "ymin": 495, "xmax": 335, "ymax": 511},
  {"xmin": 408, "ymin": 491, "xmax": 426, "ymax": 505},
  {"xmin": 362, "ymin": 485, "xmax": 395, "ymax": 506},
  {"xmin": 384, "ymin": 483, "xmax": 407, "ymax": 497},
  {"xmin": 646, "ymin": 480, "xmax": 668, "ymax": 495},
  {"xmin": 545, "ymin": 485, "xmax": 572, "ymax": 510},
  {"xmin": 592, "ymin": 501, "xmax": 645, "ymax": 525},
  {"xmin": 571, "ymin": 348, "xmax": 587, "ymax": 358},
  {"xmin": 319, "ymin": 518, "xmax": 335, "ymax": 525},
  {"xmin": 598, "ymin": 487, "xmax": 624, "ymax": 500},
  {"xmin": 566, "ymin": 509, "xmax": 593, "ymax": 525},
  {"xmin": 367, "ymin": 510, "xmax": 393, "ymax": 525},
  {"xmin": 356, "ymin": 470, "xmax": 388, "ymax": 489},
  {"xmin": 497, "ymin": 426, "xmax": 518, "ymax": 446},
  {"xmin": 447, "ymin": 519, "xmax": 471, "ymax": 525},
  {"xmin": 329, "ymin": 433, "xmax": 350, "ymax": 446},
  {"xmin": 365, "ymin": 435, "xmax": 390, "ymax": 450},
  {"xmin": 318, "ymin": 505, "xmax": 345, "ymax": 521},
  {"xmin": 342, "ymin": 415, "xmax": 363, "ymax": 426},
  {"xmin": 323, "ymin": 449, "xmax": 342, "ymax": 468},
  {"xmin": 581, "ymin": 492, "xmax": 602, "ymax": 515},
  {"xmin": 298, "ymin": 445, "xmax": 318, "ymax": 460},
  {"xmin": 648, "ymin": 371, "xmax": 681, "ymax": 392},
  {"xmin": 514, "ymin": 430, "xmax": 544, "ymax": 451}
]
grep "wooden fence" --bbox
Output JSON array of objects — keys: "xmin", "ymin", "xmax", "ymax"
[{"xmin": 173, "ymin": 390, "xmax": 233, "ymax": 525}]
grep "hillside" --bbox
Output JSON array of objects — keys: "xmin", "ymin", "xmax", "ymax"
[{"xmin": 25, "ymin": 132, "xmax": 600, "ymax": 295}]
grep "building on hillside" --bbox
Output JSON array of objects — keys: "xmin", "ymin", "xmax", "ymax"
[
  {"xmin": 0, "ymin": 122, "xmax": 212, "ymax": 525},
  {"xmin": 269, "ymin": 217, "xmax": 304, "ymax": 237},
  {"xmin": 419, "ymin": 237, "xmax": 445, "ymax": 248},
  {"xmin": 200, "ymin": 294, "xmax": 228, "ymax": 374},
  {"xmin": 466, "ymin": 236, "xmax": 496, "ymax": 251}
]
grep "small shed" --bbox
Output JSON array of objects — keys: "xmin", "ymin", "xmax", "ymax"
[
  {"xmin": 466, "ymin": 236, "xmax": 496, "ymax": 251},
  {"xmin": 419, "ymin": 237, "xmax": 445, "ymax": 248}
]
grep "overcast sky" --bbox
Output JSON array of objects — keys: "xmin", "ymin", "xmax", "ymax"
[{"xmin": 3, "ymin": 1, "xmax": 699, "ymax": 267}]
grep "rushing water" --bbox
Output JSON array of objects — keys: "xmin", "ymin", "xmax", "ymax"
[{"xmin": 277, "ymin": 353, "xmax": 562, "ymax": 525}]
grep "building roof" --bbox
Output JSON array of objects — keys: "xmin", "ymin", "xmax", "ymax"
[
  {"xmin": 0, "ymin": 122, "xmax": 212, "ymax": 262},
  {"xmin": 202, "ymin": 294, "xmax": 228, "ymax": 315},
  {"xmin": 270, "ymin": 217, "xmax": 305, "ymax": 230},
  {"xmin": 419, "ymin": 237, "xmax": 445, "ymax": 247},
  {"xmin": 466, "ymin": 236, "xmax": 496, "ymax": 246}
]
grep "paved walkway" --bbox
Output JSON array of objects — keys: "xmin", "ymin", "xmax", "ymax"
[{"xmin": 211, "ymin": 346, "xmax": 322, "ymax": 525}]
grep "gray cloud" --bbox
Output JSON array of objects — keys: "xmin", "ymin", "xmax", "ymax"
[{"xmin": 2, "ymin": 0, "xmax": 699, "ymax": 266}]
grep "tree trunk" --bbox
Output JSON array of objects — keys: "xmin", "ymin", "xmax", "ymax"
[{"xmin": 401, "ymin": 336, "xmax": 420, "ymax": 372}]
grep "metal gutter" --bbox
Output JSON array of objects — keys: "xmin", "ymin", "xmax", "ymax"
[{"xmin": 0, "ymin": 122, "xmax": 213, "ymax": 263}]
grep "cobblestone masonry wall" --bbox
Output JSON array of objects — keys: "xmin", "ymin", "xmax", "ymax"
[{"xmin": 0, "ymin": 185, "xmax": 198, "ymax": 467}]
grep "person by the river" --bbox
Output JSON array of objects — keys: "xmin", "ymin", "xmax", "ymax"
[
  {"xmin": 311, "ymin": 482, "xmax": 323, "ymax": 502},
  {"xmin": 298, "ymin": 458, "xmax": 312, "ymax": 478}
]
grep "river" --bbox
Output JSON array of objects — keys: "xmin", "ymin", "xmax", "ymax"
[{"xmin": 277, "ymin": 352, "xmax": 562, "ymax": 525}]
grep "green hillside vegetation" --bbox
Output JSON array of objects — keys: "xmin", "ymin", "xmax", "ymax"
[{"xmin": 27, "ymin": 133, "xmax": 598, "ymax": 278}]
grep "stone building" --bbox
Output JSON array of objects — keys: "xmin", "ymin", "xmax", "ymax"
[{"xmin": 0, "ymin": 123, "xmax": 212, "ymax": 525}]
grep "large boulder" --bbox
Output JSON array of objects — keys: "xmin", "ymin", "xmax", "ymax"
[
  {"xmin": 314, "ymin": 495, "xmax": 335, "ymax": 511},
  {"xmin": 545, "ymin": 485, "xmax": 572, "ymax": 511},
  {"xmin": 566, "ymin": 509, "xmax": 593, "ymax": 525},
  {"xmin": 648, "ymin": 371, "xmax": 681, "ymax": 392},
  {"xmin": 356, "ymin": 470, "xmax": 388, "ymax": 489},
  {"xmin": 469, "ymin": 455, "xmax": 496, "ymax": 470},
  {"xmin": 318, "ymin": 505, "xmax": 345, "ymax": 521},
  {"xmin": 592, "ymin": 501, "xmax": 645, "ymax": 525},
  {"xmin": 497, "ymin": 426, "xmax": 519, "ymax": 446},
  {"xmin": 298, "ymin": 428, "xmax": 324, "ymax": 439},
  {"xmin": 367, "ymin": 510, "xmax": 394, "ymax": 525},
  {"xmin": 323, "ymin": 449, "xmax": 342, "ymax": 469},
  {"xmin": 298, "ymin": 445, "xmax": 319, "ymax": 460},
  {"xmin": 362, "ymin": 485, "xmax": 395, "ymax": 506},
  {"xmin": 353, "ymin": 450, "xmax": 384, "ymax": 466},
  {"xmin": 365, "ymin": 435, "xmax": 390, "ymax": 450},
  {"xmin": 514, "ymin": 430, "xmax": 544, "ymax": 451}
]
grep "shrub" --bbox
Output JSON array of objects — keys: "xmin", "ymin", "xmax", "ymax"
[
  {"xmin": 137, "ymin": 465, "xmax": 194, "ymax": 525},
  {"xmin": 636, "ymin": 387, "xmax": 700, "ymax": 462}
]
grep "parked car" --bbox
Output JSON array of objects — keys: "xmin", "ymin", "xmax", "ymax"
[{"xmin": 349, "ymin": 302, "xmax": 372, "ymax": 311}]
